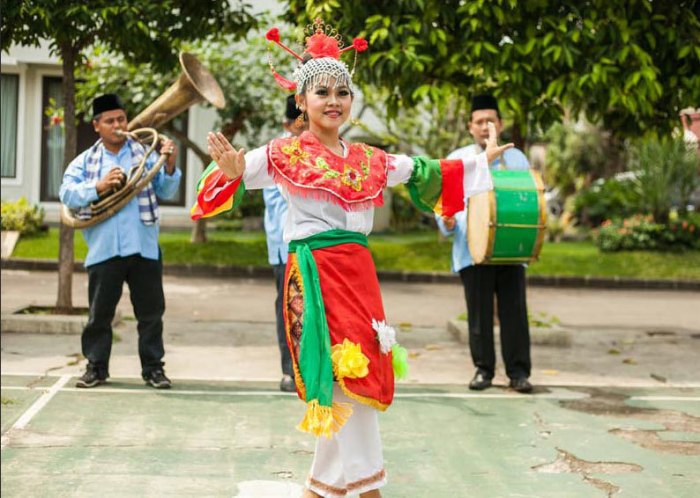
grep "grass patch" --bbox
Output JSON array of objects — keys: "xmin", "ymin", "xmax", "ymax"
[{"xmin": 11, "ymin": 228, "xmax": 700, "ymax": 281}]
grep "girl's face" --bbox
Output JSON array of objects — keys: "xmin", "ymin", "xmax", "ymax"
[{"xmin": 298, "ymin": 78, "xmax": 353, "ymax": 134}]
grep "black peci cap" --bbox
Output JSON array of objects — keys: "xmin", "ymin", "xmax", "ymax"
[
  {"xmin": 470, "ymin": 94, "xmax": 500, "ymax": 116},
  {"xmin": 92, "ymin": 94, "xmax": 125, "ymax": 119}
]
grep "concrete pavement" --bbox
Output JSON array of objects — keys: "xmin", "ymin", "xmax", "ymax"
[
  {"xmin": 2, "ymin": 269, "xmax": 700, "ymax": 497},
  {"xmin": 1, "ymin": 270, "xmax": 700, "ymax": 385},
  {"xmin": 1, "ymin": 269, "xmax": 699, "ymax": 387}
]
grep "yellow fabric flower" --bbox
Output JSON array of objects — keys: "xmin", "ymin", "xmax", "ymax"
[{"xmin": 331, "ymin": 339, "xmax": 370, "ymax": 379}]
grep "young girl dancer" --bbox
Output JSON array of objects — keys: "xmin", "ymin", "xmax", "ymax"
[{"xmin": 192, "ymin": 19, "xmax": 512, "ymax": 498}]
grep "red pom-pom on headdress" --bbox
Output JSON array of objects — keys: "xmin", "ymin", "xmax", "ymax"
[
  {"xmin": 265, "ymin": 28, "xmax": 280, "ymax": 43},
  {"xmin": 352, "ymin": 38, "xmax": 368, "ymax": 53}
]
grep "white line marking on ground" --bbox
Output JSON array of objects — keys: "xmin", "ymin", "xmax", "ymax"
[
  {"xmin": 1, "ymin": 375, "xmax": 71, "ymax": 450},
  {"xmin": 9, "ymin": 385, "xmax": 700, "ymax": 401}
]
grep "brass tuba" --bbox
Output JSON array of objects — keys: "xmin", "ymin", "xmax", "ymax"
[{"xmin": 60, "ymin": 52, "xmax": 225, "ymax": 228}]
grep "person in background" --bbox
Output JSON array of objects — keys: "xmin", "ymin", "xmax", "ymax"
[
  {"xmin": 263, "ymin": 94, "xmax": 306, "ymax": 392},
  {"xmin": 437, "ymin": 94, "xmax": 533, "ymax": 394},
  {"xmin": 60, "ymin": 93, "xmax": 181, "ymax": 389}
]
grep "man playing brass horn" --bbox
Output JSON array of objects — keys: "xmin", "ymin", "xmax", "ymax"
[{"xmin": 59, "ymin": 93, "xmax": 181, "ymax": 389}]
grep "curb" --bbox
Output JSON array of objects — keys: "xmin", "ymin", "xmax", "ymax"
[
  {"xmin": 1, "ymin": 306, "xmax": 122, "ymax": 335},
  {"xmin": 2, "ymin": 257, "xmax": 699, "ymax": 291}
]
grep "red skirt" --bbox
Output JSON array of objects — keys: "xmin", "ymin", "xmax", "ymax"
[{"xmin": 284, "ymin": 242, "xmax": 394, "ymax": 410}]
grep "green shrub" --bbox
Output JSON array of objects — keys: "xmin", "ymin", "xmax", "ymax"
[
  {"xmin": 573, "ymin": 177, "xmax": 639, "ymax": 227},
  {"xmin": 596, "ymin": 213, "xmax": 699, "ymax": 252},
  {"xmin": 0, "ymin": 198, "xmax": 45, "ymax": 235}
]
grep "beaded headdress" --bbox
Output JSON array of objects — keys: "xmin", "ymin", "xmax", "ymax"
[{"xmin": 265, "ymin": 18, "xmax": 368, "ymax": 94}]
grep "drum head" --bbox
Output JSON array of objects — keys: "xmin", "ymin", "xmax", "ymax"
[{"xmin": 467, "ymin": 192, "xmax": 491, "ymax": 264}]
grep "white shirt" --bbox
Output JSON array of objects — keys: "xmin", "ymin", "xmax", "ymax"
[{"xmin": 242, "ymin": 144, "xmax": 492, "ymax": 243}]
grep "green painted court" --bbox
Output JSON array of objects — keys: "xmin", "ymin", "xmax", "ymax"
[{"xmin": 2, "ymin": 375, "xmax": 699, "ymax": 497}]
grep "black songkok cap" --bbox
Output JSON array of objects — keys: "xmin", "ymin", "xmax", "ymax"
[
  {"xmin": 285, "ymin": 94, "xmax": 302, "ymax": 122},
  {"xmin": 92, "ymin": 94, "xmax": 125, "ymax": 119},
  {"xmin": 470, "ymin": 94, "xmax": 500, "ymax": 115}
]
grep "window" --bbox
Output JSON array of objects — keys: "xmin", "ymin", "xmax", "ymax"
[
  {"xmin": 40, "ymin": 77, "xmax": 98, "ymax": 201},
  {"xmin": 1, "ymin": 74, "xmax": 19, "ymax": 178}
]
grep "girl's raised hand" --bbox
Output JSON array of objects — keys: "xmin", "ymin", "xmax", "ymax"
[{"xmin": 207, "ymin": 132, "xmax": 246, "ymax": 180}]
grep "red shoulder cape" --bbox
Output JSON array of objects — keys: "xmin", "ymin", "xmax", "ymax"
[{"xmin": 268, "ymin": 131, "xmax": 388, "ymax": 212}]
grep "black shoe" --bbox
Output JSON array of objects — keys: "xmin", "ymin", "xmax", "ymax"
[
  {"xmin": 509, "ymin": 377, "xmax": 533, "ymax": 393},
  {"xmin": 144, "ymin": 369, "xmax": 172, "ymax": 389},
  {"xmin": 76, "ymin": 365, "xmax": 106, "ymax": 388},
  {"xmin": 469, "ymin": 371, "xmax": 493, "ymax": 391},
  {"xmin": 279, "ymin": 375, "xmax": 296, "ymax": 393}
]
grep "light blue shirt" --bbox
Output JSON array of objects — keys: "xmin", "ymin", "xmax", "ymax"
[
  {"xmin": 437, "ymin": 145, "xmax": 529, "ymax": 272},
  {"xmin": 263, "ymin": 186, "xmax": 289, "ymax": 265},
  {"xmin": 59, "ymin": 142, "xmax": 181, "ymax": 267}
]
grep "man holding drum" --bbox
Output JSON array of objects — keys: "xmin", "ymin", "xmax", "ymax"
[{"xmin": 437, "ymin": 94, "xmax": 533, "ymax": 393}]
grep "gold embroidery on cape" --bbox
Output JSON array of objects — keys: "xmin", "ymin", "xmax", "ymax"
[
  {"xmin": 277, "ymin": 139, "xmax": 377, "ymax": 193},
  {"xmin": 341, "ymin": 165, "xmax": 363, "ymax": 191},
  {"xmin": 281, "ymin": 139, "xmax": 312, "ymax": 167}
]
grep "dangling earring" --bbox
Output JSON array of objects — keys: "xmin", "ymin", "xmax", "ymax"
[{"xmin": 295, "ymin": 111, "xmax": 306, "ymax": 128}]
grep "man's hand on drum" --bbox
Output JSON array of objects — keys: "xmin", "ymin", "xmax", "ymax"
[
  {"xmin": 485, "ymin": 122, "xmax": 513, "ymax": 164},
  {"xmin": 207, "ymin": 131, "xmax": 246, "ymax": 180}
]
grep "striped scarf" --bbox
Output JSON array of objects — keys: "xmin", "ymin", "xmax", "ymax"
[{"xmin": 77, "ymin": 137, "xmax": 159, "ymax": 225}]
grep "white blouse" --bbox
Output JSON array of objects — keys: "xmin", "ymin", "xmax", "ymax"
[{"xmin": 241, "ymin": 144, "xmax": 492, "ymax": 243}]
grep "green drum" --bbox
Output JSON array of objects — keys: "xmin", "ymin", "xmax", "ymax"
[{"xmin": 467, "ymin": 169, "xmax": 547, "ymax": 264}]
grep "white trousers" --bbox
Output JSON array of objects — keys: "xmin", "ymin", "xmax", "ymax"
[{"xmin": 306, "ymin": 385, "xmax": 387, "ymax": 497}]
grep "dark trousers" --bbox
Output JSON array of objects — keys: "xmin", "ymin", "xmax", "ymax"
[
  {"xmin": 459, "ymin": 264, "xmax": 531, "ymax": 380},
  {"xmin": 83, "ymin": 254, "xmax": 165, "ymax": 379},
  {"xmin": 273, "ymin": 263, "xmax": 294, "ymax": 377}
]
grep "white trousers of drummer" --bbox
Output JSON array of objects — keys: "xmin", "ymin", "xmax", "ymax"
[{"xmin": 306, "ymin": 385, "xmax": 387, "ymax": 497}]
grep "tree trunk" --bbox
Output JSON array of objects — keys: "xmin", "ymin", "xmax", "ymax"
[
  {"xmin": 191, "ymin": 218, "xmax": 207, "ymax": 243},
  {"xmin": 511, "ymin": 116, "xmax": 526, "ymax": 151},
  {"xmin": 55, "ymin": 45, "xmax": 78, "ymax": 314}
]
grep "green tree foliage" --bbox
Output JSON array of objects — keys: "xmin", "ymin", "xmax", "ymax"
[
  {"xmin": 1, "ymin": 0, "xmax": 256, "ymax": 311},
  {"xmin": 284, "ymin": 0, "xmax": 700, "ymax": 145},
  {"xmin": 351, "ymin": 86, "xmax": 471, "ymax": 157},
  {"xmin": 1, "ymin": 1, "xmax": 256, "ymax": 72}
]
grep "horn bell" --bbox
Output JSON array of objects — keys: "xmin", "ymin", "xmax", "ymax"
[{"xmin": 128, "ymin": 52, "xmax": 225, "ymax": 131}]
